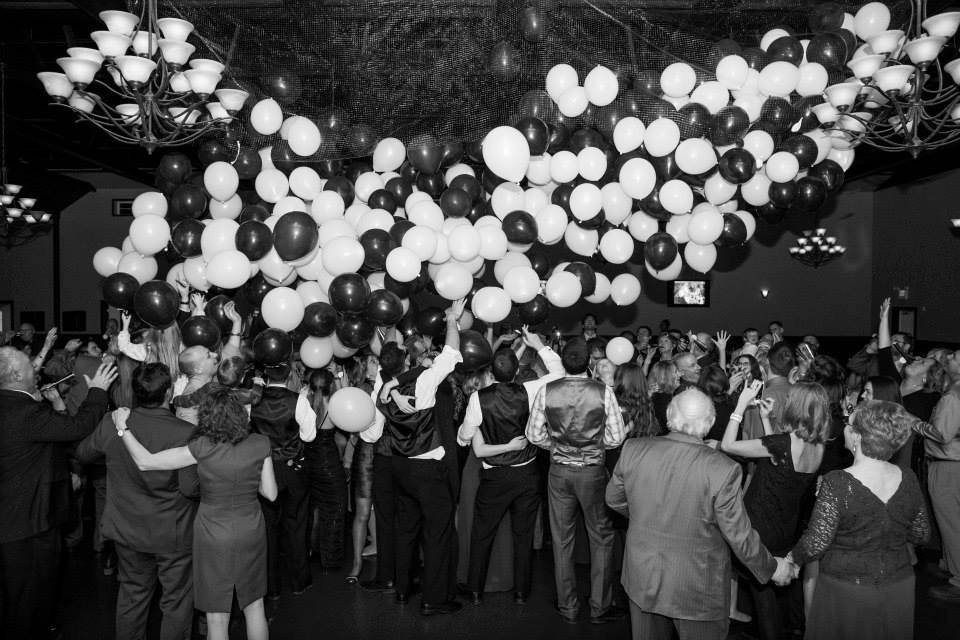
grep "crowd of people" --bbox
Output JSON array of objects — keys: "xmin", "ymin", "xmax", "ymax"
[{"xmin": 1, "ymin": 293, "xmax": 958, "ymax": 640}]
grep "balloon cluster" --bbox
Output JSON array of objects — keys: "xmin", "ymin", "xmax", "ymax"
[{"xmin": 93, "ymin": 4, "xmax": 866, "ymax": 366}]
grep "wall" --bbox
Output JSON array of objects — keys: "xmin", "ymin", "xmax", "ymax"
[
  {"xmin": 872, "ymin": 169, "xmax": 960, "ymax": 343},
  {"xmin": 0, "ymin": 231, "xmax": 55, "ymax": 328}
]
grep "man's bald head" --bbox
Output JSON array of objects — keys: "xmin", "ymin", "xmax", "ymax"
[
  {"xmin": 178, "ymin": 345, "xmax": 217, "ymax": 377},
  {"xmin": 666, "ymin": 388, "xmax": 715, "ymax": 438},
  {"xmin": 0, "ymin": 346, "xmax": 36, "ymax": 392},
  {"xmin": 674, "ymin": 353, "xmax": 701, "ymax": 384}
]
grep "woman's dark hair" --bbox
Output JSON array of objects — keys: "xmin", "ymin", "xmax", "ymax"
[
  {"xmin": 614, "ymin": 363, "xmax": 659, "ymax": 438},
  {"xmin": 309, "ymin": 368, "xmax": 336, "ymax": 417},
  {"xmin": 131, "ymin": 362, "xmax": 172, "ymax": 408},
  {"xmin": 808, "ymin": 354, "xmax": 847, "ymax": 415},
  {"xmin": 867, "ymin": 376, "xmax": 903, "ymax": 405},
  {"xmin": 733, "ymin": 354, "xmax": 763, "ymax": 383},
  {"xmin": 698, "ymin": 365, "xmax": 729, "ymax": 402},
  {"xmin": 197, "ymin": 388, "xmax": 250, "ymax": 444}
]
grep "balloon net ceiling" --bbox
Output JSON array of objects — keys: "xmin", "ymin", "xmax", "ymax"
[{"xmin": 163, "ymin": 0, "xmax": 916, "ymax": 157}]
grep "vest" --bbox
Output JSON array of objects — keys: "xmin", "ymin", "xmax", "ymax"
[
  {"xmin": 251, "ymin": 386, "xmax": 303, "ymax": 461},
  {"xmin": 378, "ymin": 371, "xmax": 440, "ymax": 458},
  {"xmin": 543, "ymin": 377, "xmax": 607, "ymax": 466},
  {"xmin": 477, "ymin": 382, "xmax": 537, "ymax": 467}
]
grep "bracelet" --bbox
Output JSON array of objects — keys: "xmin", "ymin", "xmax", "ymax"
[
  {"xmin": 729, "ymin": 413, "xmax": 743, "ymax": 423},
  {"xmin": 230, "ymin": 332, "xmax": 241, "ymax": 337}
]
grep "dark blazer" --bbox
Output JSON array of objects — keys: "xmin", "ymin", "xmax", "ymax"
[
  {"xmin": 76, "ymin": 407, "xmax": 198, "ymax": 553},
  {"xmin": 606, "ymin": 432, "xmax": 776, "ymax": 621},
  {"xmin": 0, "ymin": 387, "xmax": 110, "ymax": 544}
]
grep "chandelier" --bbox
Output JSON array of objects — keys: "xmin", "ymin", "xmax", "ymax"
[
  {"xmin": 820, "ymin": 1, "xmax": 960, "ymax": 157},
  {"xmin": 35, "ymin": 1, "xmax": 248, "ymax": 153},
  {"xmin": 788, "ymin": 227, "xmax": 846, "ymax": 268}
]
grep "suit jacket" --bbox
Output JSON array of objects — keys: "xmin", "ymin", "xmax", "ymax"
[
  {"xmin": 76, "ymin": 407, "xmax": 198, "ymax": 553},
  {"xmin": 0, "ymin": 387, "xmax": 110, "ymax": 544},
  {"xmin": 606, "ymin": 432, "xmax": 776, "ymax": 621}
]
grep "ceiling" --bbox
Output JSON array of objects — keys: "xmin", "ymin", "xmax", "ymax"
[{"xmin": 2, "ymin": 0, "xmax": 960, "ymax": 192}]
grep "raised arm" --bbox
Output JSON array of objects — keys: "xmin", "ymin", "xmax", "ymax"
[
  {"xmin": 220, "ymin": 301, "xmax": 244, "ymax": 360},
  {"xmin": 114, "ymin": 408, "xmax": 197, "ymax": 471},
  {"xmin": 720, "ymin": 381, "xmax": 772, "ymax": 458},
  {"xmin": 878, "ymin": 297, "xmax": 891, "ymax": 350},
  {"xmin": 444, "ymin": 298, "xmax": 466, "ymax": 351},
  {"xmin": 714, "ymin": 330, "xmax": 729, "ymax": 372}
]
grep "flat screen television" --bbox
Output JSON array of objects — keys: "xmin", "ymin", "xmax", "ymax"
[{"xmin": 668, "ymin": 280, "xmax": 710, "ymax": 307}]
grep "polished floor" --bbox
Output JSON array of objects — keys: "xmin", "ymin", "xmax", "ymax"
[{"xmin": 56, "ymin": 541, "xmax": 960, "ymax": 640}]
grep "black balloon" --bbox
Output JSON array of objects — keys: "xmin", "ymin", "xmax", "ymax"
[
  {"xmin": 171, "ymin": 219, "xmax": 204, "ymax": 258},
  {"xmin": 360, "ymin": 228, "xmax": 394, "ymax": 272},
  {"xmin": 384, "ymin": 273, "xmax": 416, "ymax": 299},
  {"xmin": 468, "ymin": 199, "xmax": 493, "ymax": 223},
  {"xmin": 754, "ymin": 201, "xmax": 788, "ymax": 224},
  {"xmin": 416, "ymin": 172, "xmax": 445, "ymax": 198},
  {"xmin": 488, "ymin": 40, "xmax": 520, "ymax": 82},
  {"xmin": 595, "ymin": 100, "xmax": 626, "ymax": 141},
  {"xmin": 170, "ymin": 184, "xmax": 207, "ymax": 220},
  {"xmin": 233, "ymin": 220, "xmax": 272, "ymax": 262},
  {"xmin": 502, "ymin": 211, "xmax": 538, "ymax": 244},
  {"xmin": 569, "ymin": 128, "xmax": 605, "ymax": 154},
  {"xmin": 315, "ymin": 159, "xmax": 344, "ymax": 178},
  {"xmin": 552, "ymin": 183, "xmax": 574, "ymax": 214},
  {"xmin": 366, "ymin": 289, "xmax": 404, "ymax": 325},
  {"xmin": 133, "ymin": 280, "xmax": 180, "ymax": 329},
  {"xmin": 440, "ymin": 188, "xmax": 472, "ymax": 218},
  {"xmin": 329, "ymin": 273, "xmax": 371, "ymax": 314},
  {"xmin": 261, "ymin": 71, "xmax": 301, "ymax": 104},
  {"xmin": 241, "ymin": 274, "xmax": 274, "ymax": 308},
  {"xmin": 324, "ymin": 176, "xmax": 355, "ymax": 207},
  {"xmin": 233, "ymin": 147, "xmax": 262, "ymax": 180},
  {"xmin": 760, "ymin": 98, "xmax": 797, "ymax": 133},
  {"xmin": 718, "ymin": 148, "xmax": 756, "ymax": 184},
  {"xmin": 460, "ymin": 330, "xmax": 493, "ymax": 371},
  {"xmin": 769, "ymin": 180, "xmax": 797, "ymax": 208},
  {"xmin": 717, "ymin": 213, "xmax": 748, "ymax": 246},
  {"xmin": 521, "ymin": 5, "xmax": 546, "ymax": 42},
  {"xmin": 632, "ymin": 69, "xmax": 661, "ymax": 96},
  {"xmin": 651, "ymin": 152, "xmax": 682, "ymax": 181},
  {"xmin": 547, "ymin": 122, "xmax": 571, "ymax": 153},
  {"xmin": 809, "ymin": 2, "xmax": 845, "ymax": 31},
  {"xmin": 780, "ymin": 134, "xmax": 819, "ymax": 170},
  {"xmin": 416, "ymin": 307, "xmax": 446, "ymax": 341},
  {"xmin": 253, "ymin": 328, "xmax": 292, "ymax": 366},
  {"xmin": 448, "ymin": 175, "xmax": 482, "ymax": 202},
  {"xmin": 302, "ymin": 302, "xmax": 338, "ymax": 337},
  {"xmin": 157, "ymin": 153, "xmax": 192, "ymax": 184},
  {"xmin": 806, "ymin": 32, "xmax": 847, "ymax": 69},
  {"xmin": 102, "ymin": 273, "xmax": 140, "ymax": 310},
  {"xmin": 198, "ymin": 138, "xmax": 231, "ymax": 166},
  {"xmin": 518, "ymin": 295, "xmax": 549, "ymax": 325},
  {"xmin": 639, "ymin": 184, "xmax": 670, "ymax": 221},
  {"xmin": 515, "ymin": 117, "xmax": 549, "ymax": 156},
  {"xmin": 564, "ymin": 262, "xmax": 597, "ymax": 297},
  {"xmin": 384, "ymin": 177, "xmax": 413, "ymax": 205},
  {"xmin": 406, "ymin": 136, "xmax": 444, "ymax": 175},
  {"xmin": 526, "ymin": 244, "xmax": 551, "ymax": 279},
  {"xmin": 706, "ymin": 38, "xmax": 742, "ymax": 70},
  {"xmin": 239, "ymin": 202, "xmax": 270, "ymax": 223},
  {"xmin": 389, "ymin": 219, "xmax": 415, "ymax": 246},
  {"xmin": 481, "ymin": 168, "xmax": 507, "ymax": 194},
  {"xmin": 677, "ymin": 103, "xmax": 713, "ymax": 139},
  {"xmin": 518, "ymin": 89, "xmax": 559, "ymax": 123},
  {"xmin": 644, "ymin": 232, "xmax": 679, "ymax": 270},
  {"xmin": 337, "ymin": 314, "xmax": 375, "ymax": 349},
  {"xmin": 440, "ymin": 142, "xmax": 464, "ymax": 167},
  {"xmin": 270, "ymin": 142, "xmax": 297, "ymax": 174},
  {"xmin": 368, "ymin": 189, "xmax": 398, "ymax": 214},
  {"xmin": 181, "ymin": 316, "xmax": 222, "ymax": 350},
  {"xmin": 793, "ymin": 177, "xmax": 829, "ymax": 212},
  {"xmin": 711, "ymin": 106, "xmax": 750, "ymax": 146},
  {"xmin": 742, "ymin": 47, "xmax": 770, "ymax": 70},
  {"xmin": 808, "ymin": 159, "xmax": 845, "ymax": 192},
  {"xmin": 273, "ymin": 211, "xmax": 318, "ymax": 262},
  {"xmin": 767, "ymin": 36, "xmax": 804, "ymax": 64},
  {"xmin": 204, "ymin": 294, "xmax": 234, "ymax": 336}
]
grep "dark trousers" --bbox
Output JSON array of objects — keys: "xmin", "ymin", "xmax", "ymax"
[
  {"xmin": 548, "ymin": 463, "xmax": 614, "ymax": 618},
  {"xmin": 261, "ymin": 461, "xmax": 311, "ymax": 593},
  {"xmin": 372, "ymin": 453, "xmax": 397, "ymax": 584},
  {"xmin": 391, "ymin": 456, "xmax": 456, "ymax": 605},
  {"xmin": 114, "ymin": 543, "xmax": 193, "ymax": 640},
  {"xmin": 306, "ymin": 432, "xmax": 347, "ymax": 567},
  {"xmin": 0, "ymin": 528, "xmax": 61, "ymax": 638},
  {"xmin": 629, "ymin": 599, "xmax": 729, "ymax": 640},
  {"xmin": 467, "ymin": 462, "xmax": 541, "ymax": 595}
]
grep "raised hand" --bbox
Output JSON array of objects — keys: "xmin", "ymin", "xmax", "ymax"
[
  {"xmin": 224, "ymin": 300, "xmax": 242, "ymax": 324},
  {"xmin": 521, "ymin": 325, "xmax": 545, "ymax": 351},
  {"xmin": 880, "ymin": 296, "xmax": 891, "ymax": 319},
  {"xmin": 190, "ymin": 292, "xmax": 206, "ymax": 315},
  {"xmin": 713, "ymin": 330, "xmax": 730, "ymax": 351},
  {"xmin": 43, "ymin": 327, "xmax": 59, "ymax": 350},
  {"xmin": 121, "ymin": 311, "xmax": 132, "ymax": 331},
  {"xmin": 85, "ymin": 362, "xmax": 119, "ymax": 391},
  {"xmin": 446, "ymin": 298, "xmax": 467, "ymax": 321},
  {"xmin": 64, "ymin": 338, "xmax": 84, "ymax": 353},
  {"xmin": 737, "ymin": 379, "xmax": 763, "ymax": 408}
]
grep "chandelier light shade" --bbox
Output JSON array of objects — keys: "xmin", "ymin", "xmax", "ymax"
[
  {"xmin": 36, "ymin": 1, "xmax": 249, "ymax": 153},
  {"xmin": 788, "ymin": 228, "xmax": 847, "ymax": 268},
  {"xmin": 826, "ymin": 1, "xmax": 960, "ymax": 156}
]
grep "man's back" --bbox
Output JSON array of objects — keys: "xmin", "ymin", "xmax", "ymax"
[{"xmin": 607, "ymin": 433, "xmax": 774, "ymax": 621}]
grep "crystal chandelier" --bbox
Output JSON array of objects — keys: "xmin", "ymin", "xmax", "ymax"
[
  {"xmin": 820, "ymin": 1, "xmax": 960, "ymax": 157},
  {"xmin": 36, "ymin": 1, "xmax": 248, "ymax": 153},
  {"xmin": 788, "ymin": 227, "xmax": 846, "ymax": 268}
]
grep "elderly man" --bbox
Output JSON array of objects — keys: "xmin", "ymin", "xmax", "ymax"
[
  {"xmin": 0, "ymin": 347, "xmax": 117, "ymax": 638},
  {"xmin": 673, "ymin": 353, "xmax": 702, "ymax": 391},
  {"xmin": 607, "ymin": 388, "xmax": 794, "ymax": 640}
]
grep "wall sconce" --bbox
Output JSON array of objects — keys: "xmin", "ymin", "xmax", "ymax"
[
  {"xmin": 951, "ymin": 218, "xmax": 960, "ymax": 237},
  {"xmin": 760, "ymin": 288, "xmax": 769, "ymax": 299}
]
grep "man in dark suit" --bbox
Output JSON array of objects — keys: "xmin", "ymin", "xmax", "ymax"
[
  {"xmin": 606, "ymin": 388, "xmax": 795, "ymax": 640},
  {"xmin": 76, "ymin": 363, "xmax": 198, "ymax": 640},
  {"xmin": 0, "ymin": 346, "xmax": 117, "ymax": 638}
]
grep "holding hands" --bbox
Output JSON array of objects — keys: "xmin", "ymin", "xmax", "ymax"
[{"xmin": 772, "ymin": 556, "xmax": 800, "ymax": 586}]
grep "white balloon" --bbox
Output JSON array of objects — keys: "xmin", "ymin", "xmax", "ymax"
[
  {"xmin": 300, "ymin": 337, "xmax": 334, "ymax": 369},
  {"xmin": 599, "ymin": 228, "xmax": 634, "ymax": 264},
  {"xmin": 577, "ymin": 146, "xmax": 607, "ymax": 182},
  {"xmin": 355, "ymin": 209, "xmax": 394, "ymax": 236},
  {"xmin": 93, "ymin": 246, "xmax": 123, "ymax": 277},
  {"xmin": 293, "ymin": 249, "xmax": 328, "ymax": 282},
  {"xmin": 502, "ymin": 266, "xmax": 541, "ymax": 304},
  {"xmin": 258, "ymin": 146, "xmax": 275, "ymax": 172},
  {"xmin": 524, "ymin": 187, "xmax": 550, "ymax": 215},
  {"xmin": 765, "ymin": 151, "xmax": 800, "ymax": 183},
  {"xmin": 405, "ymin": 191, "xmax": 433, "ymax": 211},
  {"xmin": 735, "ymin": 210, "xmax": 757, "ymax": 241},
  {"xmin": 613, "ymin": 117, "xmax": 646, "ymax": 154},
  {"xmin": 550, "ymin": 150, "xmax": 579, "ymax": 184},
  {"xmin": 854, "ymin": 2, "xmax": 891, "ymax": 40},
  {"xmin": 353, "ymin": 171, "xmax": 384, "ymax": 204},
  {"xmin": 643, "ymin": 118, "xmax": 681, "ymax": 157},
  {"xmin": 569, "ymin": 183, "xmax": 602, "ymax": 221},
  {"xmin": 666, "ymin": 213, "xmax": 691, "ymax": 244},
  {"xmin": 733, "ymin": 92, "xmax": 765, "ymax": 122},
  {"xmin": 545, "ymin": 271, "xmax": 582, "ymax": 308},
  {"xmin": 442, "ymin": 217, "xmax": 471, "ymax": 235},
  {"xmin": 179, "ymin": 256, "xmax": 208, "ymax": 290},
  {"xmin": 261, "ymin": 287, "xmax": 305, "ymax": 332},
  {"xmin": 372, "ymin": 137, "xmax": 405, "ymax": 172},
  {"xmin": 407, "ymin": 200, "xmax": 444, "ymax": 231},
  {"xmin": 255, "ymin": 169, "xmax": 289, "ymax": 204},
  {"xmin": 429, "ymin": 233, "xmax": 451, "ymax": 264},
  {"xmin": 660, "ymin": 62, "xmax": 696, "ymax": 97},
  {"xmin": 584, "ymin": 65, "xmax": 619, "ymax": 106},
  {"xmin": 675, "ymin": 138, "xmax": 717, "ymax": 175},
  {"xmin": 645, "ymin": 255, "xmax": 682, "ymax": 282},
  {"xmin": 716, "ymin": 55, "xmax": 749, "ymax": 90},
  {"xmin": 279, "ymin": 115, "xmax": 301, "ymax": 140},
  {"xmin": 128, "ymin": 214, "xmax": 171, "ymax": 257},
  {"xmin": 687, "ymin": 204, "xmax": 724, "ymax": 245},
  {"xmin": 618, "ymin": 157, "xmax": 657, "ymax": 199},
  {"xmin": 478, "ymin": 225, "xmax": 508, "ymax": 260},
  {"xmin": 545, "ymin": 63, "xmax": 579, "ymax": 101},
  {"xmin": 609, "ymin": 273, "xmax": 641, "ymax": 306},
  {"xmin": 704, "ymin": 172, "xmax": 738, "ymax": 205},
  {"xmin": 250, "ymin": 98, "xmax": 283, "ymax": 135},
  {"xmin": 526, "ymin": 153, "xmax": 552, "ymax": 185},
  {"xmin": 472, "ymin": 286, "xmax": 513, "ymax": 323},
  {"xmin": 760, "ymin": 28, "xmax": 791, "ymax": 51},
  {"xmin": 690, "ymin": 81, "xmax": 730, "ymax": 114},
  {"xmin": 258, "ymin": 248, "xmax": 294, "ymax": 283},
  {"xmin": 206, "ymin": 250, "xmax": 250, "ymax": 289},
  {"xmin": 433, "ymin": 262, "xmax": 473, "ymax": 300},
  {"xmin": 288, "ymin": 117, "xmax": 322, "ymax": 156},
  {"xmin": 827, "ymin": 147, "xmax": 856, "ymax": 171},
  {"xmin": 200, "ymin": 219, "xmax": 238, "ymax": 260},
  {"xmin": 447, "ymin": 225, "xmax": 481, "ymax": 261},
  {"xmin": 601, "ymin": 182, "xmax": 632, "ymax": 225},
  {"xmin": 659, "ymin": 180, "xmax": 694, "ymax": 215},
  {"xmin": 273, "ymin": 195, "xmax": 307, "ymax": 217},
  {"xmin": 796, "ymin": 62, "xmax": 828, "ymax": 97},
  {"xmin": 535, "ymin": 204, "xmax": 567, "ymax": 245},
  {"xmin": 166, "ymin": 262, "xmax": 185, "ymax": 289},
  {"xmin": 563, "ymin": 222, "xmax": 599, "ymax": 257},
  {"xmin": 310, "ymin": 191, "xmax": 346, "ymax": 225},
  {"xmin": 202, "ymin": 161, "xmax": 239, "ymax": 202},
  {"xmin": 444, "ymin": 163, "xmax": 475, "ymax": 185},
  {"xmin": 209, "ymin": 194, "xmax": 242, "ymax": 220},
  {"xmin": 491, "ymin": 182, "xmax": 526, "ymax": 219},
  {"xmin": 297, "ymin": 281, "xmax": 329, "ymax": 306},
  {"xmin": 758, "ymin": 61, "xmax": 800, "ymax": 97},
  {"xmin": 321, "ymin": 236, "xmax": 365, "ymax": 276},
  {"xmin": 401, "ymin": 225, "xmax": 438, "ymax": 261},
  {"xmin": 491, "ymin": 252, "xmax": 530, "ymax": 285},
  {"xmin": 806, "ymin": 129, "xmax": 832, "ymax": 164},
  {"xmin": 663, "ymin": 95, "xmax": 691, "ymax": 110},
  {"xmin": 556, "ymin": 86, "xmax": 589, "ymax": 118},
  {"xmin": 482, "ymin": 126, "xmax": 530, "ymax": 183},
  {"xmin": 628, "ymin": 211, "xmax": 658, "ymax": 242},
  {"xmin": 742, "ymin": 130, "xmax": 776, "ymax": 164},
  {"xmin": 131, "ymin": 191, "xmax": 167, "ymax": 218},
  {"xmin": 605, "ymin": 337, "xmax": 635, "ymax": 365},
  {"xmin": 584, "ymin": 272, "xmax": 610, "ymax": 304},
  {"xmin": 684, "ymin": 242, "xmax": 718, "ymax": 274},
  {"xmin": 741, "ymin": 173, "xmax": 772, "ymax": 206}
]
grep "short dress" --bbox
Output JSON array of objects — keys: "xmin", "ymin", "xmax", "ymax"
[{"xmin": 187, "ymin": 433, "xmax": 271, "ymax": 611}]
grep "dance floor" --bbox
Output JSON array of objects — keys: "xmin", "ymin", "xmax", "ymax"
[{"xmin": 56, "ymin": 540, "xmax": 960, "ymax": 640}]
